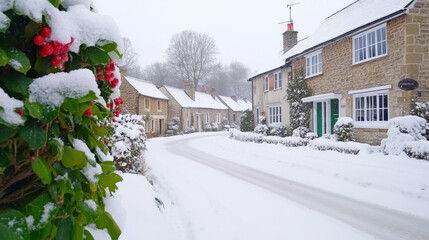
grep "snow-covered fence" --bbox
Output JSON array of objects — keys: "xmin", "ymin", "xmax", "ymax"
[{"xmin": 309, "ymin": 138, "xmax": 369, "ymax": 155}]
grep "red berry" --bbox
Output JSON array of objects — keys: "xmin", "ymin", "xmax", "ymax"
[
  {"xmin": 112, "ymin": 118, "xmax": 116, "ymax": 122},
  {"xmin": 96, "ymin": 68, "xmax": 102, "ymax": 75},
  {"xmin": 110, "ymin": 78, "xmax": 119, "ymax": 88},
  {"xmin": 60, "ymin": 64, "xmax": 65, "ymax": 71},
  {"xmin": 17, "ymin": 109, "xmax": 24, "ymax": 116},
  {"xmin": 40, "ymin": 27, "xmax": 51, "ymax": 38},
  {"xmin": 61, "ymin": 45, "xmax": 69, "ymax": 54},
  {"xmin": 90, "ymin": 101, "xmax": 94, "ymax": 106},
  {"xmin": 104, "ymin": 73, "xmax": 113, "ymax": 82},
  {"xmin": 51, "ymin": 57, "xmax": 61, "ymax": 67},
  {"xmin": 60, "ymin": 53, "xmax": 69, "ymax": 62},
  {"xmin": 100, "ymin": 124, "xmax": 104, "ymax": 128},
  {"xmin": 69, "ymin": 37, "xmax": 74, "ymax": 45},
  {"xmin": 106, "ymin": 103, "xmax": 111, "ymax": 108},
  {"xmin": 33, "ymin": 35, "xmax": 45, "ymax": 46},
  {"xmin": 38, "ymin": 44, "xmax": 53, "ymax": 57},
  {"xmin": 84, "ymin": 108, "xmax": 92, "ymax": 117}
]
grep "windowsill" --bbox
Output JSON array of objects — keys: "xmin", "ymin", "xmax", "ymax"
[
  {"xmin": 352, "ymin": 53, "xmax": 387, "ymax": 66},
  {"xmin": 305, "ymin": 72, "xmax": 323, "ymax": 79},
  {"xmin": 354, "ymin": 121, "xmax": 388, "ymax": 129},
  {"xmin": 273, "ymin": 88, "xmax": 282, "ymax": 91}
]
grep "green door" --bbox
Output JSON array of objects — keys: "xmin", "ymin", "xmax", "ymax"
[
  {"xmin": 317, "ymin": 102, "xmax": 323, "ymax": 137},
  {"xmin": 330, "ymin": 99, "xmax": 339, "ymax": 133}
]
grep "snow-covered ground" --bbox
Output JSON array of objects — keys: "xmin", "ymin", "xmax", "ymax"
[{"xmin": 103, "ymin": 132, "xmax": 429, "ymax": 239}]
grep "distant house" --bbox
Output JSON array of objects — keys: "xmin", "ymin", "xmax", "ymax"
[
  {"xmin": 120, "ymin": 74, "xmax": 169, "ymax": 137},
  {"xmin": 218, "ymin": 95, "xmax": 252, "ymax": 127},
  {"xmin": 159, "ymin": 81, "xmax": 228, "ymax": 132},
  {"xmin": 283, "ymin": 0, "xmax": 429, "ymax": 144}
]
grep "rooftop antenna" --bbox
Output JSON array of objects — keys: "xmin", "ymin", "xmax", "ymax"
[{"xmin": 278, "ymin": 2, "xmax": 300, "ymax": 30}]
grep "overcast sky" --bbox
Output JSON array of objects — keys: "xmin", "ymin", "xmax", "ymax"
[{"xmin": 93, "ymin": 0, "xmax": 356, "ymax": 75}]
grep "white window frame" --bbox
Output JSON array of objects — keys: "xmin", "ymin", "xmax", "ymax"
[
  {"xmin": 256, "ymin": 107, "xmax": 260, "ymax": 124},
  {"xmin": 352, "ymin": 24, "xmax": 387, "ymax": 64},
  {"xmin": 305, "ymin": 50, "xmax": 322, "ymax": 78},
  {"xmin": 351, "ymin": 89, "xmax": 389, "ymax": 129},
  {"xmin": 216, "ymin": 113, "xmax": 220, "ymax": 123},
  {"xmin": 268, "ymin": 106, "xmax": 282, "ymax": 124},
  {"xmin": 264, "ymin": 75, "xmax": 269, "ymax": 91},
  {"xmin": 274, "ymin": 71, "xmax": 282, "ymax": 90},
  {"xmin": 151, "ymin": 119, "xmax": 155, "ymax": 132},
  {"xmin": 205, "ymin": 112, "xmax": 209, "ymax": 123}
]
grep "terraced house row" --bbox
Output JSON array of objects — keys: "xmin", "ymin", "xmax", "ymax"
[{"xmin": 249, "ymin": 0, "xmax": 429, "ymax": 145}]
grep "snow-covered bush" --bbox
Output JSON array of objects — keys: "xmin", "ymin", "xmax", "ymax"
[
  {"xmin": 381, "ymin": 116, "xmax": 427, "ymax": 158},
  {"xmin": 0, "ymin": 2, "xmax": 124, "ymax": 239},
  {"xmin": 229, "ymin": 129, "xmax": 308, "ymax": 146},
  {"xmin": 411, "ymin": 101, "xmax": 429, "ymax": 140},
  {"xmin": 292, "ymin": 126, "xmax": 310, "ymax": 138},
  {"xmin": 240, "ymin": 109, "xmax": 254, "ymax": 132},
  {"xmin": 254, "ymin": 124, "xmax": 269, "ymax": 136},
  {"xmin": 287, "ymin": 71, "xmax": 312, "ymax": 129},
  {"xmin": 185, "ymin": 126, "xmax": 196, "ymax": 134},
  {"xmin": 110, "ymin": 114, "xmax": 146, "ymax": 174},
  {"xmin": 334, "ymin": 117, "xmax": 354, "ymax": 142},
  {"xmin": 211, "ymin": 122, "xmax": 219, "ymax": 131},
  {"xmin": 310, "ymin": 138, "xmax": 369, "ymax": 155},
  {"xmin": 167, "ymin": 117, "xmax": 180, "ymax": 132},
  {"xmin": 306, "ymin": 132, "xmax": 317, "ymax": 140},
  {"xmin": 269, "ymin": 123, "xmax": 291, "ymax": 137},
  {"xmin": 229, "ymin": 129, "xmax": 263, "ymax": 143},
  {"xmin": 222, "ymin": 117, "xmax": 230, "ymax": 130},
  {"xmin": 204, "ymin": 123, "xmax": 213, "ymax": 131}
]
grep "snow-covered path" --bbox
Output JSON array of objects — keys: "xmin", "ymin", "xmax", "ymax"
[{"xmin": 146, "ymin": 132, "xmax": 429, "ymax": 240}]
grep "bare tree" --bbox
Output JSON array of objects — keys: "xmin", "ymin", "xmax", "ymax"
[
  {"xmin": 142, "ymin": 62, "xmax": 180, "ymax": 87},
  {"xmin": 119, "ymin": 37, "xmax": 139, "ymax": 71},
  {"xmin": 166, "ymin": 30, "xmax": 218, "ymax": 89}
]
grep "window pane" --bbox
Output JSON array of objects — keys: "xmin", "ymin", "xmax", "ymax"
[
  {"xmin": 384, "ymin": 109, "xmax": 388, "ymax": 121},
  {"xmin": 384, "ymin": 95, "xmax": 388, "ymax": 108}
]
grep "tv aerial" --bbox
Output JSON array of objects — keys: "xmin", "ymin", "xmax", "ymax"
[{"xmin": 278, "ymin": 3, "xmax": 300, "ymax": 25}]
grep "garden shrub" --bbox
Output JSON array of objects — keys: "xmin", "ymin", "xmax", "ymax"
[
  {"xmin": 411, "ymin": 101, "xmax": 429, "ymax": 140},
  {"xmin": 269, "ymin": 123, "xmax": 290, "ymax": 137},
  {"xmin": 240, "ymin": 110, "xmax": 253, "ymax": 132},
  {"xmin": 222, "ymin": 117, "xmax": 230, "ymax": 130},
  {"xmin": 333, "ymin": 117, "xmax": 354, "ymax": 142},
  {"xmin": 0, "ymin": 2, "xmax": 124, "ymax": 240},
  {"xmin": 211, "ymin": 122, "xmax": 218, "ymax": 131},
  {"xmin": 110, "ymin": 114, "xmax": 146, "ymax": 174},
  {"xmin": 292, "ymin": 126, "xmax": 310, "ymax": 138},
  {"xmin": 167, "ymin": 117, "xmax": 180, "ymax": 133}
]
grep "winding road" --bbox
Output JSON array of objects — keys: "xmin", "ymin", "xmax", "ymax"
[{"xmin": 165, "ymin": 134, "xmax": 429, "ymax": 240}]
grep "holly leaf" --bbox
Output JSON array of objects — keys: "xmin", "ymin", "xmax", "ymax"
[
  {"xmin": 6, "ymin": 48, "xmax": 31, "ymax": 74},
  {"xmin": 81, "ymin": 47, "xmax": 110, "ymax": 65},
  {"xmin": 24, "ymin": 101, "xmax": 44, "ymax": 119},
  {"xmin": 20, "ymin": 120, "xmax": 47, "ymax": 150},
  {"xmin": 26, "ymin": 194, "xmax": 58, "ymax": 231},
  {"xmin": 3, "ymin": 73, "xmax": 32, "ymax": 97},
  {"xmin": 96, "ymin": 40, "xmax": 117, "ymax": 53},
  {"xmin": 0, "ymin": 124, "xmax": 15, "ymax": 142},
  {"xmin": 48, "ymin": 0, "xmax": 61, "ymax": 8},
  {"xmin": 31, "ymin": 157, "xmax": 52, "ymax": 185},
  {"xmin": 61, "ymin": 146, "xmax": 87, "ymax": 170},
  {"xmin": 95, "ymin": 211, "xmax": 121, "ymax": 240},
  {"xmin": 0, "ymin": 48, "xmax": 9, "ymax": 66},
  {"xmin": 98, "ymin": 173, "xmax": 122, "ymax": 194},
  {"xmin": 0, "ymin": 209, "xmax": 29, "ymax": 240}
]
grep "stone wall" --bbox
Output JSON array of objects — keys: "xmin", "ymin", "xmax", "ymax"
[
  {"xmin": 119, "ymin": 75, "xmax": 139, "ymax": 114},
  {"xmin": 291, "ymin": 7, "xmax": 429, "ymax": 145}
]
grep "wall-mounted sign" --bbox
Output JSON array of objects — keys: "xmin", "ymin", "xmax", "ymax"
[{"xmin": 398, "ymin": 78, "xmax": 419, "ymax": 91}]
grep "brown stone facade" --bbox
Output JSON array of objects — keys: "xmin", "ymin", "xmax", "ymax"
[
  {"xmin": 290, "ymin": 2, "xmax": 429, "ymax": 145},
  {"xmin": 119, "ymin": 75, "xmax": 139, "ymax": 114}
]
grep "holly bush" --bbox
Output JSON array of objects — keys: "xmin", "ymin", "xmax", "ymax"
[{"xmin": 0, "ymin": 2, "xmax": 124, "ymax": 240}]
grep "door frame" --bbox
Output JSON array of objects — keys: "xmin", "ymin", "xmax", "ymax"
[{"xmin": 313, "ymin": 98, "xmax": 339, "ymax": 137}]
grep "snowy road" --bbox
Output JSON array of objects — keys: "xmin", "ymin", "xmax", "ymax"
[{"xmin": 147, "ymin": 132, "xmax": 429, "ymax": 240}]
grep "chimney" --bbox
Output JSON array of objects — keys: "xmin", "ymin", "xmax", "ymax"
[
  {"xmin": 243, "ymin": 97, "xmax": 248, "ymax": 102},
  {"xmin": 283, "ymin": 23, "xmax": 298, "ymax": 52},
  {"xmin": 210, "ymin": 88, "xmax": 216, "ymax": 98},
  {"xmin": 201, "ymin": 85, "xmax": 206, "ymax": 93},
  {"xmin": 120, "ymin": 68, "xmax": 127, "ymax": 76},
  {"xmin": 230, "ymin": 96, "xmax": 237, "ymax": 102},
  {"xmin": 184, "ymin": 80, "xmax": 195, "ymax": 101}
]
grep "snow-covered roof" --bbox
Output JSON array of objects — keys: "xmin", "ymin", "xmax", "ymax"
[
  {"xmin": 237, "ymin": 99, "xmax": 252, "ymax": 111},
  {"xmin": 124, "ymin": 76, "xmax": 168, "ymax": 100},
  {"xmin": 163, "ymin": 86, "xmax": 228, "ymax": 110},
  {"xmin": 284, "ymin": 0, "xmax": 413, "ymax": 60}
]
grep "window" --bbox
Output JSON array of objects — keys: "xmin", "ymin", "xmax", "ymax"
[
  {"xmin": 233, "ymin": 114, "xmax": 236, "ymax": 122},
  {"xmin": 205, "ymin": 112, "xmax": 209, "ymax": 123},
  {"xmin": 265, "ymin": 75, "xmax": 269, "ymax": 91},
  {"xmin": 157, "ymin": 100, "xmax": 161, "ymax": 111},
  {"xmin": 306, "ymin": 51, "xmax": 322, "ymax": 78},
  {"xmin": 353, "ymin": 24, "xmax": 387, "ymax": 64},
  {"xmin": 268, "ymin": 106, "xmax": 282, "ymax": 124},
  {"xmin": 274, "ymin": 72, "xmax": 282, "ymax": 90},
  {"xmin": 151, "ymin": 119, "xmax": 155, "ymax": 132},
  {"xmin": 256, "ymin": 108, "xmax": 260, "ymax": 124},
  {"xmin": 353, "ymin": 91, "xmax": 388, "ymax": 127},
  {"xmin": 145, "ymin": 99, "xmax": 150, "ymax": 110},
  {"xmin": 216, "ymin": 113, "xmax": 221, "ymax": 123}
]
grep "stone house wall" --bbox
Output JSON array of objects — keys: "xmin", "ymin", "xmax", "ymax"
[{"xmin": 119, "ymin": 75, "xmax": 139, "ymax": 114}]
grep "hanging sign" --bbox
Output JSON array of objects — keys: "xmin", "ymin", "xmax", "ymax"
[{"xmin": 398, "ymin": 78, "xmax": 418, "ymax": 91}]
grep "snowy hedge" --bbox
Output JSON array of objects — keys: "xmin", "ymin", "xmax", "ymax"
[
  {"xmin": 381, "ymin": 115, "xmax": 429, "ymax": 160},
  {"xmin": 309, "ymin": 138, "xmax": 369, "ymax": 155},
  {"xmin": 0, "ymin": 1, "xmax": 124, "ymax": 239},
  {"xmin": 229, "ymin": 129, "xmax": 308, "ymax": 147},
  {"xmin": 333, "ymin": 117, "xmax": 355, "ymax": 142}
]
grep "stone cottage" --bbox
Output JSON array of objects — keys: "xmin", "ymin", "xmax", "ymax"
[
  {"xmin": 281, "ymin": 0, "xmax": 429, "ymax": 145},
  {"xmin": 218, "ymin": 95, "xmax": 252, "ymax": 127},
  {"xmin": 159, "ymin": 81, "xmax": 228, "ymax": 132},
  {"xmin": 120, "ymin": 74, "xmax": 169, "ymax": 137}
]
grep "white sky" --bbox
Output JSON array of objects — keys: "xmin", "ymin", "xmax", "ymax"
[{"xmin": 93, "ymin": 0, "xmax": 356, "ymax": 75}]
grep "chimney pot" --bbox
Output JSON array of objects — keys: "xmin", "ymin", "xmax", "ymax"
[
  {"xmin": 283, "ymin": 25, "xmax": 298, "ymax": 52},
  {"xmin": 210, "ymin": 88, "xmax": 216, "ymax": 98},
  {"xmin": 201, "ymin": 85, "xmax": 206, "ymax": 93},
  {"xmin": 184, "ymin": 80, "xmax": 195, "ymax": 101}
]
